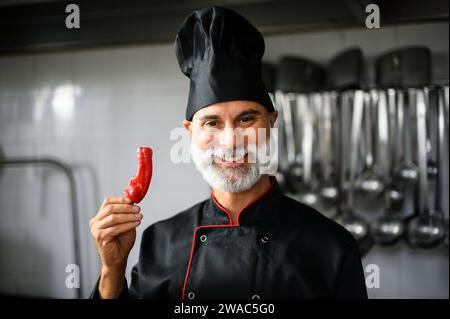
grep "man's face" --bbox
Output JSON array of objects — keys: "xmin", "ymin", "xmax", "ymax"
[{"xmin": 184, "ymin": 100, "xmax": 277, "ymax": 192}]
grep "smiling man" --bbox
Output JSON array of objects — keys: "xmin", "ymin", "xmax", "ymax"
[{"xmin": 89, "ymin": 6, "xmax": 367, "ymax": 299}]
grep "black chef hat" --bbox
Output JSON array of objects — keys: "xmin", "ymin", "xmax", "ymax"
[{"xmin": 175, "ymin": 6, "xmax": 275, "ymax": 120}]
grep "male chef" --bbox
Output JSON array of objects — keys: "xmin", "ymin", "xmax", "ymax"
[{"xmin": 89, "ymin": 6, "xmax": 368, "ymax": 299}]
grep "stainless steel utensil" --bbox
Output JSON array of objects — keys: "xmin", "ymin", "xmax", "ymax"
[
  {"xmin": 424, "ymin": 87, "xmax": 439, "ymax": 180},
  {"xmin": 371, "ymin": 90, "xmax": 406, "ymax": 245},
  {"xmin": 318, "ymin": 91, "xmax": 340, "ymax": 213},
  {"xmin": 276, "ymin": 90, "xmax": 303, "ymax": 192},
  {"xmin": 355, "ymin": 90, "xmax": 386, "ymax": 198},
  {"xmin": 296, "ymin": 93, "xmax": 320, "ymax": 207},
  {"xmin": 338, "ymin": 90, "xmax": 372, "ymax": 255},
  {"xmin": 385, "ymin": 89, "xmax": 406, "ymax": 212},
  {"xmin": 394, "ymin": 89, "xmax": 419, "ymax": 185},
  {"xmin": 406, "ymin": 89, "xmax": 445, "ymax": 248}
]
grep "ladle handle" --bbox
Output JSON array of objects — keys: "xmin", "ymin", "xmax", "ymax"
[
  {"xmin": 364, "ymin": 91, "xmax": 373, "ymax": 168},
  {"xmin": 378, "ymin": 89, "xmax": 390, "ymax": 176},
  {"xmin": 348, "ymin": 90, "xmax": 365, "ymax": 210},
  {"xmin": 300, "ymin": 94, "xmax": 314, "ymax": 184},
  {"xmin": 340, "ymin": 92, "xmax": 351, "ymax": 192},
  {"xmin": 387, "ymin": 88, "xmax": 398, "ymax": 172},
  {"xmin": 277, "ymin": 91, "xmax": 297, "ymax": 165},
  {"xmin": 416, "ymin": 89, "xmax": 429, "ymax": 215},
  {"xmin": 435, "ymin": 86, "xmax": 446, "ymax": 212}
]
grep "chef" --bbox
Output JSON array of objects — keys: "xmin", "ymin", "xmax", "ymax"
[{"xmin": 89, "ymin": 6, "xmax": 368, "ymax": 299}]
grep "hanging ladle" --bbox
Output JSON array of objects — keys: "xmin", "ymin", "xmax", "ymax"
[
  {"xmin": 385, "ymin": 88, "xmax": 406, "ymax": 212},
  {"xmin": 370, "ymin": 91, "xmax": 405, "ymax": 246},
  {"xmin": 441, "ymin": 85, "xmax": 449, "ymax": 249},
  {"xmin": 318, "ymin": 91, "xmax": 340, "ymax": 212},
  {"xmin": 296, "ymin": 93, "xmax": 320, "ymax": 207},
  {"xmin": 338, "ymin": 90, "xmax": 373, "ymax": 256},
  {"xmin": 355, "ymin": 89, "xmax": 386, "ymax": 198},
  {"xmin": 406, "ymin": 89, "xmax": 445, "ymax": 248},
  {"xmin": 276, "ymin": 90, "xmax": 303, "ymax": 193},
  {"xmin": 393, "ymin": 89, "xmax": 419, "ymax": 186},
  {"xmin": 433, "ymin": 86, "xmax": 448, "ymax": 249},
  {"xmin": 424, "ymin": 87, "xmax": 439, "ymax": 180}
]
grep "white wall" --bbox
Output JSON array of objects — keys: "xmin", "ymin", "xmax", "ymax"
[{"xmin": 0, "ymin": 21, "xmax": 448, "ymax": 298}]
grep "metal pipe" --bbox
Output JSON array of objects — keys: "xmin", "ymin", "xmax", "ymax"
[{"xmin": 0, "ymin": 157, "xmax": 82, "ymax": 299}]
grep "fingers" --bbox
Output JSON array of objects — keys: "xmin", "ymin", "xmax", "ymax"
[
  {"xmin": 101, "ymin": 196, "xmax": 132, "ymax": 210},
  {"xmin": 89, "ymin": 196, "xmax": 140, "ymax": 229},
  {"xmin": 97, "ymin": 213, "xmax": 143, "ymax": 229},
  {"xmin": 99, "ymin": 221, "xmax": 141, "ymax": 240},
  {"xmin": 97, "ymin": 203, "xmax": 140, "ymax": 221}
]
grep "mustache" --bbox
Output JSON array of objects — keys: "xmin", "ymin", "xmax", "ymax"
[
  {"xmin": 203, "ymin": 146, "xmax": 247, "ymax": 162},
  {"xmin": 195, "ymin": 142, "xmax": 269, "ymax": 165}
]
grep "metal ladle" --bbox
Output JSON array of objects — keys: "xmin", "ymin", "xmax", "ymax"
[
  {"xmin": 385, "ymin": 89, "xmax": 406, "ymax": 212},
  {"xmin": 406, "ymin": 89, "xmax": 446, "ymax": 248},
  {"xmin": 338, "ymin": 90, "xmax": 372, "ymax": 256},
  {"xmin": 296, "ymin": 93, "xmax": 320, "ymax": 207},
  {"xmin": 433, "ymin": 86, "xmax": 448, "ymax": 249},
  {"xmin": 442, "ymin": 85, "xmax": 449, "ymax": 249},
  {"xmin": 394, "ymin": 89, "xmax": 419, "ymax": 186},
  {"xmin": 318, "ymin": 92, "xmax": 340, "ymax": 213},
  {"xmin": 424, "ymin": 87, "xmax": 439, "ymax": 180},
  {"xmin": 332, "ymin": 91, "xmax": 351, "ymax": 223},
  {"xmin": 338, "ymin": 91, "xmax": 353, "ymax": 197},
  {"xmin": 276, "ymin": 90, "xmax": 303, "ymax": 193},
  {"xmin": 355, "ymin": 89, "xmax": 386, "ymax": 198},
  {"xmin": 371, "ymin": 89, "xmax": 406, "ymax": 245},
  {"xmin": 371, "ymin": 201, "xmax": 405, "ymax": 246},
  {"xmin": 273, "ymin": 94, "xmax": 290, "ymax": 193}
]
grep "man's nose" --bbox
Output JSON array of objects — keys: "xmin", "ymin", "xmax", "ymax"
[{"xmin": 219, "ymin": 127, "xmax": 238, "ymax": 149}]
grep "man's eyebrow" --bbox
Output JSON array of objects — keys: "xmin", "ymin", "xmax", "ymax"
[
  {"xmin": 236, "ymin": 109, "xmax": 261, "ymax": 118},
  {"xmin": 198, "ymin": 114, "xmax": 220, "ymax": 121},
  {"xmin": 197, "ymin": 109, "xmax": 261, "ymax": 121}
]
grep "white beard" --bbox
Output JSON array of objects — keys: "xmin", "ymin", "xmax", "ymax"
[{"xmin": 190, "ymin": 140, "xmax": 266, "ymax": 193}]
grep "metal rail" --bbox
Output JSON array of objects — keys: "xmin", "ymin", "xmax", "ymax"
[{"xmin": 0, "ymin": 157, "xmax": 82, "ymax": 299}]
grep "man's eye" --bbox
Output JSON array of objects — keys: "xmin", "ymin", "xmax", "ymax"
[
  {"xmin": 240, "ymin": 117, "xmax": 254, "ymax": 123},
  {"xmin": 205, "ymin": 121, "xmax": 217, "ymax": 126}
]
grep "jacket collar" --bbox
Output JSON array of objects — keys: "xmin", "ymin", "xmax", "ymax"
[{"xmin": 204, "ymin": 175, "xmax": 282, "ymax": 227}]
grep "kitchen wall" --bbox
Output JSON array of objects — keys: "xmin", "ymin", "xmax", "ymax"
[{"xmin": 0, "ymin": 21, "xmax": 448, "ymax": 298}]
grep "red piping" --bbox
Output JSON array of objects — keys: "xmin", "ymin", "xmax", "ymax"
[{"xmin": 181, "ymin": 177, "xmax": 276, "ymax": 299}]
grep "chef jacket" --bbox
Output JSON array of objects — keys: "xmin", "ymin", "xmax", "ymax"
[{"xmin": 91, "ymin": 176, "xmax": 368, "ymax": 299}]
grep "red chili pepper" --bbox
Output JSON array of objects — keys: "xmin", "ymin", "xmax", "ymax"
[{"xmin": 123, "ymin": 147, "xmax": 153, "ymax": 203}]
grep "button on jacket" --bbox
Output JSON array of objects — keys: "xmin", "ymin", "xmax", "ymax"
[{"xmin": 91, "ymin": 177, "xmax": 368, "ymax": 299}]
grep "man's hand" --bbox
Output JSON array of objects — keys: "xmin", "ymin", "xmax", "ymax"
[{"xmin": 89, "ymin": 196, "xmax": 143, "ymax": 298}]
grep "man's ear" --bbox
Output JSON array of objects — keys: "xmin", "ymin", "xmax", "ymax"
[
  {"xmin": 183, "ymin": 120, "xmax": 192, "ymax": 136},
  {"xmin": 268, "ymin": 111, "xmax": 278, "ymax": 128}
]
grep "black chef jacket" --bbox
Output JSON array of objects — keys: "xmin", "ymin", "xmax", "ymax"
[{"xmin": 91, "ymin": 177, "xmax": 368, "ymax": 299}]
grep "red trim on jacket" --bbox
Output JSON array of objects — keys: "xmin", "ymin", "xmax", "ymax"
[{"xmin": 181, "ymin": 176, "xmax": 276, "ymax": 299}]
